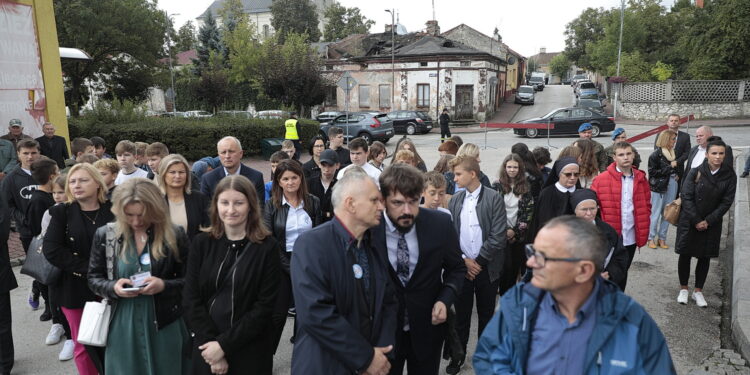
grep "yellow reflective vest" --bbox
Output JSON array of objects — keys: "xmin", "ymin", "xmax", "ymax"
[{"xmin": 284, "ymin": 119, "xmax": 299, "ymax": 140}]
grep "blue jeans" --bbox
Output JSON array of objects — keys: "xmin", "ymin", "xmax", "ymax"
[{"xmin": 649, "ymin": 176, "xmax": 678, "ymax": 240}]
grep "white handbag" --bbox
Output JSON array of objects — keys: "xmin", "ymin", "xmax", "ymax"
[
  {"xmin": 77, "ymin": 300, "xmax": 112, "ymax": 347},
  {"xmin": 77, "ymin": 223, "xmax": 117, "ymax": 347}
]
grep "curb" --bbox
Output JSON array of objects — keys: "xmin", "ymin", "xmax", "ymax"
[
  {"xmin": 618, "ymin": 122, "xmax": 750, "ymax": 129},
  {"xmin": 731, "ymin": 154, "xmax": 750, "ymax": 363}
]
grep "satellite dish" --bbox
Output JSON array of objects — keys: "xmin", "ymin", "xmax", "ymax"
[{"xmin": 508, "ymin": 56, "xmax": 517, "ymax": 65}]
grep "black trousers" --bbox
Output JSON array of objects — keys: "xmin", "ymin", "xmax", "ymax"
[
  {"xmin": 455, "ymin": 268, "xmax": 498, "ymax": 355},
  {"xmin": 390, "ymin": 330, "xmax": 441, "ymax": 375},
  {"xmin": 0, "ymin": 292, "xmax": 13, "ymax": 374},
  {"xmin": 291, "ymin": 140, "xmax": 302, "ymax": 161},
  {"xmin": 622, "ymin": 244, "xmax": 637, "ymax": 291},
  {"xmin": 678, "ymin": 255, "xmax": 711, "ymax": 289},
  {"xmin": 440, "ymin": 125, "xmax": 451, "ymax": 141},
  {"xmin": 498, "ymin": 241, "xmax": 524, "ymax": 296},
  {"xmin": 270, "ymin": 272, "xmax": 294, "ymax": 354}
]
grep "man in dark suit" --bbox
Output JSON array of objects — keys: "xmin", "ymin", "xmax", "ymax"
[
  {"xmin": 0, "ymin": 183, "xmax": 18, "ymax": 375},
  {"xmin": 688, "ymin": 126, "xmax": 734, "ymax": 172},
  {"xmin": 35, "ymin": 122, "xmax": 69, "ymax": 169},
  {"xmin": 200, "ymin": 136, "xmax": 264, "ymax": 206},
  {"xmin": 291, "ymin": 168, "xmax": 397, "ymax": 375},
  {"xmin": 654, "ymin": 114, "xmax": 691, "ymax": 182},
  {"xmin": 372, "ymin": 164, "xmax": 465, "ymax": 374}
]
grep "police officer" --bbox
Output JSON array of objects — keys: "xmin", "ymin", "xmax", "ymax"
[{"xmin": 285, "ymin": 112, "xmax": 302, "ymax": 161}]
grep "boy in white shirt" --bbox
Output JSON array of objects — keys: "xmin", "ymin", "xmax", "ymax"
[{"xmin": 114, "ymin": 140, "xmax": 148, "ymax": 185}]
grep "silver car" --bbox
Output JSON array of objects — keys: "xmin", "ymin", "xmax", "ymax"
[{"xmin": 514, "ymin": 85, "xmax": 535, "ymax": 105}]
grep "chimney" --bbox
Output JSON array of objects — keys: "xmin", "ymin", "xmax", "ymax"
[
  {"xmin": 540, "ymin": 47, "xmax": 546, "ymax": 54},
  {"xmin": 426, "ymin": 20, "xmax": 440, "ymax": 36}
]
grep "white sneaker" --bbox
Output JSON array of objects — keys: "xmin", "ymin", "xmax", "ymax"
[
  {"xmin": 692, "ymin": 291, "xmax": 708, "ymax": 307},
  {"xmin": 45, "ymin": 323, "xmax": 65, "ymax": 345},
  {"xmin": 677, "ymin": 289, "xmax": 689, "ymax": 305},
  {"xmin": 58, "ymin": 339, "xmax": 74, "ymax": 361}
]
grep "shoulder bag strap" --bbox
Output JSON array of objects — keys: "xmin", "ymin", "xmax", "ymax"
[{"xmin": 104, "ymin": 223, "xmax": 117, "ymax": 281}]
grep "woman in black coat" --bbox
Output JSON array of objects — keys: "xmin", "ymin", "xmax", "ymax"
[
  {"xmin": 647, "ymin": 130, "xmax": 679, "ymax": 249},
  {"xmin": 159, "ymin": 154, "xmax": 210, "ymax": 240},
  {"xmin": 675, "ymin": 139, "xmax": 736, "ymax": 308},
  {"xmin": 43, "ymin": 163, "xmax": 115, "ymax": 375},
  {"xmin": 529, "ymin": 157, "xmax": 580, "ymax": 242},
  {"xmin": 263, "ymin": 160, "xmax": 321, "ymax": 353},
  {"xmin": 183, "ymin": 175, "xmax": 281, "ymax": 375}
]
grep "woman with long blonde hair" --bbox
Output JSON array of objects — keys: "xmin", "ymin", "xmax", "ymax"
[
  {"xmin": 88, "ymin": 178, "xmax": 191, "ymax": 374},
  {"xmin": 159, "ymin": 154, "xmax": 210, "ymax": 240}
]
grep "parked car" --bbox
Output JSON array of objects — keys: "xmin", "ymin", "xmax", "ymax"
[
  {"xmin": 318, "ymin": 112, "xmax": 394, "ymax": 144},
  {"xmin": 576, "ymin": 98, "xmax": 606, "ymax": 111},
  {"xmin": 217, "ymin": 110, "xmax": 253, "ymax": 119},
  {"xmin": 528, "ymin": 76, "xmax": 545, "ymax": 91},
  {"xmin": 184, "ymin": 110, "xmax": 213, "ymax": 118},
  {"xmin": 514, "ymin": 85, "xmax": 536, "ymax": 105},
  {"xmin": 256, "ymin": 110, "xmax": 290, "ymax": 119},
  {"xmin": 159, "ymin": 111, "xmax": 187, "ymax": 118},
  {"xmin": 571, "ymin": 74, "xmax": 588, "ymax": 87},
  {"xmin": 575, "ymin": 81, "xmax": 598, "ymax": 98},
  {"xmin": 514, "ymin": 107, "xmax": 616, "ymax": 138},
  {"xmin": 316, "ymin": 111, "xmax": 346, "ymax": 123},
  {"xmin": 387, "ymin": 110, "xmax": 434, "ymax": 135}
]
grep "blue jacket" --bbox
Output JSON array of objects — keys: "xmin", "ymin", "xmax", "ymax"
[{"xmin": 473, "ymin": 278, "xmax": 675, "ymax": 375}]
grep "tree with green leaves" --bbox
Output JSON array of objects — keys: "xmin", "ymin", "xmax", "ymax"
[
  {"xmin": 549, "ymin": 54, "xmax": 572, "ymax": 81},
  {"xmin": 175, "ymin": 21, "xmax": 198, "ymax": 52},
  {"xmin": 55, "ymin": 0, "xmax": 169, "ymax": 116},
  {"xmin": 563, "ymin": 7, "xmax": 608, "ymax": 70},
  {"xmin": 323, "ymin": 3, "xmax": 374, "ymax": 41},
  {"xmin": 196, "ymin": 52, "xmax": 231, "ymax": 113},
  {"xmin": 270, "ymin": 0, "xmax": 322, "ymax": 43},
  {"xmin": 194, "ymin": 11, "xmax": 224, "ymax": 75}
]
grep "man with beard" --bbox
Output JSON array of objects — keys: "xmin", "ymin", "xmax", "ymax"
[{"xmin": 371, "ymin": 164, "xmax": 466, "ymax": 374}]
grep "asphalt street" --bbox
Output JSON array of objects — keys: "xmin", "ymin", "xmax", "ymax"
[{"xmin": 10, "ymin": 84, "xmax": 749, "ymax": 374}]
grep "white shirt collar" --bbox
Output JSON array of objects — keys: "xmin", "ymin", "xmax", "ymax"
[
  {"xmin": 615, "ymin": 166, "xmax": 633, "ymax": 178},
  {"xmin": 282, "ymin": 195, "xmax": 304, "ymax": 209},
  {"xmin": 465, "ymin": 185, "xmax": 482, "ymax": 199},
  {"xmin": 555, "ymin": 182, "xmax": 575, "ymax": 193},
  {"xmin": 223, "ymin": 165, "xmax": 241, "ymax": 176},
  {"xmin": 384, "ymin": 212, "xmax": 416, "ymax": 236}
]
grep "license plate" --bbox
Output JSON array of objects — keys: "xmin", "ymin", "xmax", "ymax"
[
  {"xmin": 387, "ymin": 131, "xmax": 393, "ymax": 135},
  {"xmin": 427, "ymin": 126, "xmax": 432, "ymax": 129}
]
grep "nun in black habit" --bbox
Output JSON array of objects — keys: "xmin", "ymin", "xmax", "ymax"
[{"xmin": 529, "ymin": 157, "xmax": 580, "ymax": 241}]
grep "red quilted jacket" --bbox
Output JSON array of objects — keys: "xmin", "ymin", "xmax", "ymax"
[{"xmin": 591, "ymin": 164, "xmax": 651, "ymax": 247}]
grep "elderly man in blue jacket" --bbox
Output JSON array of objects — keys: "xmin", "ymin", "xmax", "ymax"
[{"xmin": 474, "ymin": 215, "xmax": 675, "ymax": 375}]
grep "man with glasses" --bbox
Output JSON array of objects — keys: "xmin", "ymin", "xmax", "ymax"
[
  {"xmin": 474, "ymin": 215, "xmax": 675, "ymax": 374},
  {"xmin": 591, "ymin": 141, "xmax": 651, "ymax": 290},
  {"xmin": 372, "ymin": 164, "xmax": 465, "ymax": 374}
]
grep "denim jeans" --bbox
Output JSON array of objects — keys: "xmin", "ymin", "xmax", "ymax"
[{"xmin": 649, "ymin": 176, "xmax": 678, "ymax": 240}]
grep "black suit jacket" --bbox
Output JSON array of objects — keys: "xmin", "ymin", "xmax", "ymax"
[
  {"xmin": 687, "ymin": 144, "xmax": 734, "ymax": 172},
  {"xmin": 371, "ymin": 208, "xmax": 466, "ymax": 361},
  {"xmin": 165, "ymin": 191, "xmax": 210, "ymax": 240},
  {"xmin": 200, "ymin": 164, "xmax": 265, "ymax": 206},
  {"xmin": 654, "ymin": 130, "xmax": 690, "ymax": 178},
  {"xmin": 35, "ymin": 135, "xmax": 69, "ymax": 169}
]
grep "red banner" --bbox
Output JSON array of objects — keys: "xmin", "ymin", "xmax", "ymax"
[
  {"xmin": 626, "ymin": 115, "xmax": 694, "ymax": 143},
  {"xmin": 481, "ymin": 123, "xmax": 556, "ymax": 130}
]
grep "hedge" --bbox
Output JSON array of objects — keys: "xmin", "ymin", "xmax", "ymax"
[{"xmin": 68, "ymin": 117, "xmax": 321, "ymax": 161}]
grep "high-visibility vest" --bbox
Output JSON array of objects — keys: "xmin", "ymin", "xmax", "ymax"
[{"xmin": 284, "ymin": 119, "xmax": 299, "ymax": 140}]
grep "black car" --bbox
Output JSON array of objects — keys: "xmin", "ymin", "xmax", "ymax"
[
  {"xmin": 387, "ymin": 110, "xmax": 434, "ymax": 135},
  {"xmin": 514, "ymin": 107, "xmax": 616, "ymax": 138},
  {"xmin": 576, "ymin": 98, "xmax": 606, "ymax": 112}
]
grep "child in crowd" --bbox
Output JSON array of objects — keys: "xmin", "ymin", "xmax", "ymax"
[
  {"xmin": 62, "ymin": 138, "xmax": 95, "ymax": 173},
  {"xmin": 393, "ymin": 149, "xmax": 416, "ymax": 167},
  {"xmin": 265, "ymin": 150, "xmax": 291, "ymax": 201},
  {"xmin": 94, "ymin": 158, "xmax": 119, "ymax": 198},
  {"xmin": 90, "ymin": 136, "xmax": 111, "ymax": 159},
  {"xmin": 75, "ymin": 154, "xmax": 98, "ymax": 165},
  {"xmin": 422, "ymin": 171, "xmax": 451, "ymax": 215},
  {"xmin": 145, "ymin": 142, "xmax": 169, "ymax": 184},
  {"xmin": 281, "ymin": 140, "xmax": 296, "ymax": 160},
  {"xmin": 134, "ymin": 141, "xmax": 151, "ymax": 173},
  {"xmin": 114, "ymin": 140, "xmax": 148, "ymax": 185}
]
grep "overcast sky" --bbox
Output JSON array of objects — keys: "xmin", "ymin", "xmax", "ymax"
[{"xmin": 158, "ymin": 0, "xmax": 676, "ymax": 58}]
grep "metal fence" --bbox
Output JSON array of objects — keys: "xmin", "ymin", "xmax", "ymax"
[{"xmin": 615, "ymin": 80, "xmax": 749, "ymax": 102}]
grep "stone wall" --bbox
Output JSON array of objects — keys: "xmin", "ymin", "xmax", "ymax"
[{"xmin": 619, "ymin": 101, "xmax": 750, "ymax": 121}]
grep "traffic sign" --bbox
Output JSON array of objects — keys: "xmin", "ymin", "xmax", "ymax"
[{"xmin": 337, "ymin": 72, "xmax": 357, "ymax": 92}]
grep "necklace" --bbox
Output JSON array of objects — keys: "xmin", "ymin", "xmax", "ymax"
[{"xmin": 81, "ymin": 209, "xmax": 99, "ymax": 224}]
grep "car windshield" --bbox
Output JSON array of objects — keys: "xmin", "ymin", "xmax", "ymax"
[
  {"xmin": 579, "ymin": 100, "xmax": 598, "ymax": 106},
  {"xmin": 518, "ymin": 87, "xmax": 534, "ymax": 93},
  {"xmin": 529, "ymin": 77, "xmax": 543, "ymax": 82},
  {"xmin": 580, "ymin": 82, "xmax": 596, "ymax": 89},
  {"xmin": 542, "ymin": 109, "xmax": 564, "ymax": 118}
]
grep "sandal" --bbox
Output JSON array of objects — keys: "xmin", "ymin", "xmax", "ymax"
[{"xmin": 647, "ymin": 240, "xmax": 657, "ymax": 249}]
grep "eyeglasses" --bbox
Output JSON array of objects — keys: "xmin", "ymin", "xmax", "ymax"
[
  {"xmin": 313, "ymin": 144, "xmax": 325, "ymax": 148},
  {"xmin": 562, "ymin": 172, "xmax": 580, "ymax": 178},
  {"xmin": 525, "ymin": 244, "xmax": 584, "ymax": 268}
]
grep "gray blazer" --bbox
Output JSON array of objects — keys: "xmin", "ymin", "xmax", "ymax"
[{"xmin": 448, "ymin": 185, "xmax": 507, "ymax": 283}]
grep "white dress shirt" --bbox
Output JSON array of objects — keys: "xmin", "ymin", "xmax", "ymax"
[
  {"xmin": 383, "ymin": 214, "xmax": 419, "ymax": 279},
  {"xmin": 283, "ymin": 196, "xmax": 312, "ymax": 253},
  {"xmin": 336, "ymin": 162, "xmax": 382, "ymax": 182},
  {"xmin": 224, "ymin": 166, "xmax": 241, "ymax": 176},
  {"xmin": 691, "ymin": 146, "xmax": 706, "ymax": 169},
  {"xmin": 617, "ymin": 167, "xmax": 636, "ymax": 246},
  {"xmin": 504, "ymin": 192, "xmax": 520, "ymax": 228},
  {"xmin": 459, "ymin": 186, "xmax": 483, "ymax": 259},
  {"xmin": 114, "ymin": 167, "xmax": 148, "ymax": 185}
]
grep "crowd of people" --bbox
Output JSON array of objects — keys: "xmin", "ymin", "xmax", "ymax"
[{"xmin": 0, "ymin": 113, "xmax": 738, "ymax": 374}]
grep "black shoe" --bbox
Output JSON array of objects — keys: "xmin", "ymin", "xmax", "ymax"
[
  {"xmin": 39, "ymin": 307, "xmax": 52, "ymax": 322},
  {"xmin": 289, "ymin": 335, "xmax": 295, "ymax": 344},
  {"xmin": 446, "ymin": 357, "xmax": 465, "ymax": 375},
  {"xmin": 742, "ymin": 171, "xmax": 749, "ymax": 178}
]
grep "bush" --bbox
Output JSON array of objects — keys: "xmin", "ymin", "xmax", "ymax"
[{"xmin": 68, "ymin": 117, "xmax": 320, "ymax": 161}]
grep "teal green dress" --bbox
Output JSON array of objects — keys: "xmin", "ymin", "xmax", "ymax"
[{"xmin": 105, "ymin": 244, "xmax": 190, "ymax": 375}]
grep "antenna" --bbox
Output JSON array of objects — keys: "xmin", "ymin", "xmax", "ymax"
[
  {"xmin": 396, "ymin": 11, "xmax": 400, "ymax": 24},
  {"xmin": 432, "ymin": 0, "xmax": 435, "ymax": 20}
]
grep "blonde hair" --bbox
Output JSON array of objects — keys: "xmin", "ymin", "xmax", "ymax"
[
  {"xmin": 456, "ymin": 143, "xmax": 480, "ymax": 159},
  {"xmin": 656, "ymin": 129, "xmax": 677, "ymax": 149},
  {"xmin": 111, "ymin": 178, "xmax": 178, "ymax": 262},
  {"xmin": 65, "ymin": 163, "xmax": 108, "ymax": 204},
  {"xmin": 94, "ymin": 158, "xmax": 119, "ymax": 174},
  {"xmin": 393, "ymin": 149, "xmax": 415, "ymax": 164},
  {"xmin": 158, "ymin": 154, "xmax": 192, "ymax": 194}
]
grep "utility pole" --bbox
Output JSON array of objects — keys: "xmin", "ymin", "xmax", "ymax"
[
  {"xmin": 614, "ymin": 0, "xmax": 624, "ymax": 119},
  {"xmin": 164, "ymin": 11, "xmax": 179, "ymax": 114},
  {"xmin": 385, "ymin": 9, "xmax": 395, "ymax": 110}
]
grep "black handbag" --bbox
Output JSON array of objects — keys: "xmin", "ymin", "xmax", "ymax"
[{"xmin": 20, "ymin": 234, "xmax": 61, "ymax": 285}]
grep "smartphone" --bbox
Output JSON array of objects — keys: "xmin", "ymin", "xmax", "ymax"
[{"xmin": 121, "ymin": 283, "xmax": 148, "ymax": 292}]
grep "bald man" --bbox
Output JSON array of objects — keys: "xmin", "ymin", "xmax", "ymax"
[
  {"xmin": 200, "ymin": 136, "xmax": 265, "ymax": 205},
  {"xmin": 688, "ymin": 126, "xmax": 734, "ymax": 172}
]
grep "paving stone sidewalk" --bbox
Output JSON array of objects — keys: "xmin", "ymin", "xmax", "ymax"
[{"xmin": 688, "ymin": 349, "xmax": 750, "ymax": 375}]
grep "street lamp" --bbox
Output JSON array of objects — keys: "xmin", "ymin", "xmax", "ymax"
[
  {"xmin": 385, "ymin": 9, "xmax": 395, "ymax": 110},
  {"xmin": 164, "ymin": 11, "xmax": 179, "ymax": 114},
  {"xmin": 614, "ymin": 0, "xmax": 624, "ymax": 119}
]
